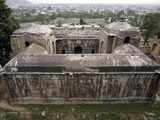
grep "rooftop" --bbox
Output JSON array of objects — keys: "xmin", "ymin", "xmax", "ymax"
[
  {"xmin": 14, "ymin": 23, "xmax": 52, "ymax": 34},
  {"xmin": 106, "ymin": 22, "xmax": 139, "ymax": 31},
  {"xmin": 113, "ymin": 44, "xmax": 146, "ymax": 55},
  {"xmin": 18, "ymin": 44, "xmax": 48, "ymax": 55},
  {"xmin": 5, "ymin": 44, "xmax": 159, "ymax": 72}
]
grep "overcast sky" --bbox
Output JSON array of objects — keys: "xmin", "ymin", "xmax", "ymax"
[{"xmin": 28, "ymin": 0, "xmax": 160, "ymax": 4}]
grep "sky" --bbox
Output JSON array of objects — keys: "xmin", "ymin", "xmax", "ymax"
[{"xmin": 28, "ymin": 0, "xmax": 160, "ymax": 4}]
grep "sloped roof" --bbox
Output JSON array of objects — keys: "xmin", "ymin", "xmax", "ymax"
[
  {"xmin": 14, "ymin": 23, "xmax": 52, "ymax": 34},
  {"xmin": 6, "ymin": 54, "xmax": 158, "ymax": 67},
  {"xmin": 106, "ymin": 22, "xmax": 139, "ymax": 31},
  {"xmin": 5, "ymin": 54, "xmax": 159, "ymax": 72},
  {"xmin": 113, "ymin": 44, "xmax": 146, "ymax": 55},
  {"xmin": 5, "ymin": 44, "xmax": 48, "ymax": 70},
  {"xmin": 5, "ymin": 44, "xmax": 159, "ymax": 72},
  {"xmin": 19, "ymin": 44, "xmax": 48, "ymax": 55}
]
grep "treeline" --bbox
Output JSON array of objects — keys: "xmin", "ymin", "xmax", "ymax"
[
  {"xmin": 14, "ymin": 10, "xmax": 146, "ymax": 28},
  {"xmin": 15, "ymin": 11, "xmax": 113, "ymax": 23},
  {"xmin": 0, "ymin": 0, "xmax": 19, "ymax": 66}
]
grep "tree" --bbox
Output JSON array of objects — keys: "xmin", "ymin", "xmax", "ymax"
[
  {"xmin": 141, "ymin": 13, "xmax": 160, "ymax": 44},
  {"xmin": 0, "ymin": 0, "xmax": 19, "ymax": 66}
]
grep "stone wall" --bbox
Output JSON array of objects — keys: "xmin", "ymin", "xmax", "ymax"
[
  {"xmin": 11, "ymin": 33, "xmax": 51, "ymax": 56},
  {"xmin": 105, "ymin": 28, "xmax": 141, "ymax": 49},
  {"xmin": 3, "ymin": 72, "xmax": 159, "ymax": 104},
  {"xmin": 56, "ymin": 39, "xmax": 100, "ymax": 54},
  {"xmin": 52, "ymin": 28, "xmax": 108, "ymax": 54},
  {"xmin": 0, "ymin": 71, "xmax": 8, "ymax": 101},
  {"xmin": 11, "ymin": 35, "xmax": 27, "ymax": 56}
]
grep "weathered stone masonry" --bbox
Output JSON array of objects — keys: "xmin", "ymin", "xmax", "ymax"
[
  {"xmin": 3, "ymin": 23, "xmax": 159, "ymax": 105},
  {"xmin": 3, "ymin": 72, "xmax": 159, "ymax": 104}
]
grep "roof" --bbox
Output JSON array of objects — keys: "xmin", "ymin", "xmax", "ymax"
[
  {"xmin": 106, "ymin": 22, "xmax": 139, "ymax": 31},
  {"xmin": 18, "ymin": 44, "xmax": 48, "ymax": 55},
  {"xmin": 5, "ymin": 55, "xmax": 159, "ymax": 72},
  {"xmin": 113, "ymin": 44, "xmax": 146, "ymax": 55},
  {"xmin": 6, "ymin": 54, "xmax": 158, "ymax": 67},
  {"xmin": 5, "ymin": 44, "xmax": 48, "ymax": 70},
  {"xmin": 4, "ymin": 44, "xmax": 159, "ymax": 72},
  {"xmin": 14, "ymin": 23, "xmax": 52, "ymax": 34}
]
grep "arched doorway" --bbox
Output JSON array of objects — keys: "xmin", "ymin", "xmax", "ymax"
[
  {"xmin": 62, "ymin": 48, "xmax": 65, "ymax": 54},
  {"xmin": 124, "ymin": 36, "xmax": 131, "ymax": 44},
  {"xmin": 92, "ymin": 49, "xmax": 95, "ymax": 53},
  {"xmin": 74, "ymin": 46, "xmax": 83, "ymax": 54},
  {"xmin": 25, "ymin": 41, "xmax": 30, "ymax": 47}
]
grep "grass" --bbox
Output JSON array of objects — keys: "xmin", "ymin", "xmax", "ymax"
[
  {"xmin": 1, "ymin": 103, "xmax": 160, "ymax": 120},
  {"xmin": 24, "ymin": 103, "xmax": 153, "ymax": 113}
]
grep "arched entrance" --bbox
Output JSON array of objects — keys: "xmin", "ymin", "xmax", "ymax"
[
  {"xmin": 74, "ymin": 46, "xmax": 83, "ymax": 54},
  {"xmin": 124, "ymin": 36, "xmax": 131, "ymax": 44},
  {"xmin": 25, "ymin": 41, "xmax": 30, "ymax": 47},
  {"xmin": 62, "ymin": 48, "xmax": 65, "ymax": 54},
  {"xmin": 92, "ymin": 49, "xmax": 95, "ymax": 53}
]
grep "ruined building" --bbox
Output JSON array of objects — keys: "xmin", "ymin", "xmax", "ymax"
[{"xmin": 0, "ymin": 22, "xmax": 159, "ymax": 104}]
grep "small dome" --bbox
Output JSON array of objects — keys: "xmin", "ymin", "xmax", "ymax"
[
  {"xmin": 19, "ymin": 44, "xmax": 48, "ymax": 55},
  {"xmin": 113, "ymin": 44, "xmax": 158, "ymax": 66},
  {"xmin": 113, "ymin": 44, "xmax": 144, "ymax": 55},
  {"xmin": 106, "ymin": 22, "xmax": 138, "ymax": 31},
  {"xmin": 14, "ymin": 23, "xmax": 52, "ymax": 34}
]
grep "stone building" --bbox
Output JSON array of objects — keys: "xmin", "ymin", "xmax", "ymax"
[
  {"xmin": 11, "ymin": 22, "xmax": 141, "ymax": 56},
  {"xmin": 0, "ymin": 22, "xmax": 159, "ymax": 104},
  {"xmin": 10, "ymin": 23, "xmax": 53, "ymax": 56},
  {"xmin": 105, "ymin": 22, "xmax": 140, "ymax": 48},
  {"xmin": 1, "ymin": 44, "xmax": 159, "ymax": 104}
]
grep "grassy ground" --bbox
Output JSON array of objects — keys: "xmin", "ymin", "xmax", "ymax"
[{"xmin": 1, "ymin": 103, "xmax": 160, "ymax": 120}]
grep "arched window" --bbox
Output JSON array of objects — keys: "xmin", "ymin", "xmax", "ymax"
[
  {"xmin": 25, "ymin": 41, "xmax": 30, "ymax": 47},
  {"xmin": 124, "ymin": 36, "xmax": 131, "ymax": 44},
  {"xmin": 74, "ymin": 46, "xmax": 83, "ymax": 54}
]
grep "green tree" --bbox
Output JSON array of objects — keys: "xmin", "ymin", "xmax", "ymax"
[
  {"xmin": 141, "ymin": 12, "xmax": 160, "ymax": 44},
  {"xmin": 0, "ymin": 0, "xmax": 19, "ymax": 66}
]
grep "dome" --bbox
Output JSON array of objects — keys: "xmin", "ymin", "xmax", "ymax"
[{"xmin": 106, "ymin": 22, "xmax": 139, "ymax": 31}]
